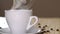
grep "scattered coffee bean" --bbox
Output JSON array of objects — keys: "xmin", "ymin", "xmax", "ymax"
[
  {"xmin": 41, "ymin": 29, "xmax": 45, "ymax": 31},
  {"xmin": 56, "ymin": 29, "xmax": 59, "ymax": 31},
  {"xmin": 43, "ymin": 31, "xmax": 47, "ymax": 33},
  {"xmin": 38, "ymin": 23, "xmax": 40, "ymax": 25},
  {"xmin": 46, "ymin": 30, "xmax": 50, "ymax": 32},
  {"xmin": 43, "ymin": 26, "xmax": 46, "ymax": 28},
  {"xmin": 38, "ymin": 26, "xmax": 41, "ymax": 28},
  {"xmin": 42, "ymin": 25, "xmax": 48, "ymax": 28},
  {"xmin": 45, "ymin": 25, "xmax": 48, "ymax": 27},
  {"xmin": 50, "ymin": 28, "xmax": 53, "ymax": 30}
]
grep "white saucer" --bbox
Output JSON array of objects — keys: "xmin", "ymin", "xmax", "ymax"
[{"xmin": 0, "ymin": 26, "xmax": 39, "ymax": 34}]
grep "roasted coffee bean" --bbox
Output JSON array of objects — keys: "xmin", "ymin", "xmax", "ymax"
[
  {"xmin": 43, "ymin": 26, "xmax": 46, "ymax": 28},
  {"xmin": 41, "ymin": 29, "xmax": 45, "ymax": 31},
  {"xmin": 38, "ymin": 23, "xmax": 40, "ymax": 25},
  {"xmin": 56, "ymin": 29, "xmax": 59, "ymax": 31},
  {"xmin": 45, "ymin": 25, "xmax": 48, "ymax": 27},
  {"xmin": 46, "ymin": 30, "xmax": 50, "ymax": 32},
  {"xmin": 43, "ymin": 25, "xmax": 48, "ymax": 28},
  {"xmin": 50, "ymin": 28, "xmax": 53, "ymax": 30},
  {"xmin": 38, "ymin": 26, "xmax": 41, "ymax": 28},
  {"xmin": 43, "ymin": 31, "xmax": 47, "ymax": 33}
]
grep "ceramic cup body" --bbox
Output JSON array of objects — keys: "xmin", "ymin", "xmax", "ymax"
[{"xmin": 5, "ymin": 10, "xmax": 38, "ymax": 34}]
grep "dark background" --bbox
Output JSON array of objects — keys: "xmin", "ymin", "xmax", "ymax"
[{"xmin": 0, "ymin": 0, "xmax": 60, "ymax": 17}]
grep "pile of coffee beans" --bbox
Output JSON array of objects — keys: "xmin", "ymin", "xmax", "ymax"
[{"xmin": 36, "ymin": 23, "xmax": 60, "ymax": 34}]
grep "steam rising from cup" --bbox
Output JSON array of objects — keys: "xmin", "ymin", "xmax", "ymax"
[{"xmin": 10, "ymin": 0, "xmax": 33, "ymax": 10}]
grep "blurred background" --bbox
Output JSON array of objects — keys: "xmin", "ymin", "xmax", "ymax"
[{"xmin": 0, "ymin": 0, "xmax": 60, "ymax": 17}]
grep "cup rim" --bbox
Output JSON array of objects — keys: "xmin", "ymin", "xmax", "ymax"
[
  {"xmin": 5, "ymin": 9, "xmax": 32, "ymax": 13},
  {"xmin": 5, "ymin": 9, "xmax": 32, "ymax": 12}
]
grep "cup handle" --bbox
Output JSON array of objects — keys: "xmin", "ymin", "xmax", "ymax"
[{"xmin": 26, "ymin": 16, "xmax": 38, "ymax": 30}]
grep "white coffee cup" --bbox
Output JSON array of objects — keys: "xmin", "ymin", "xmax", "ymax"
[{"xmin": 5, "ymin": 9, "xmax": 38, "ymax": 34}]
